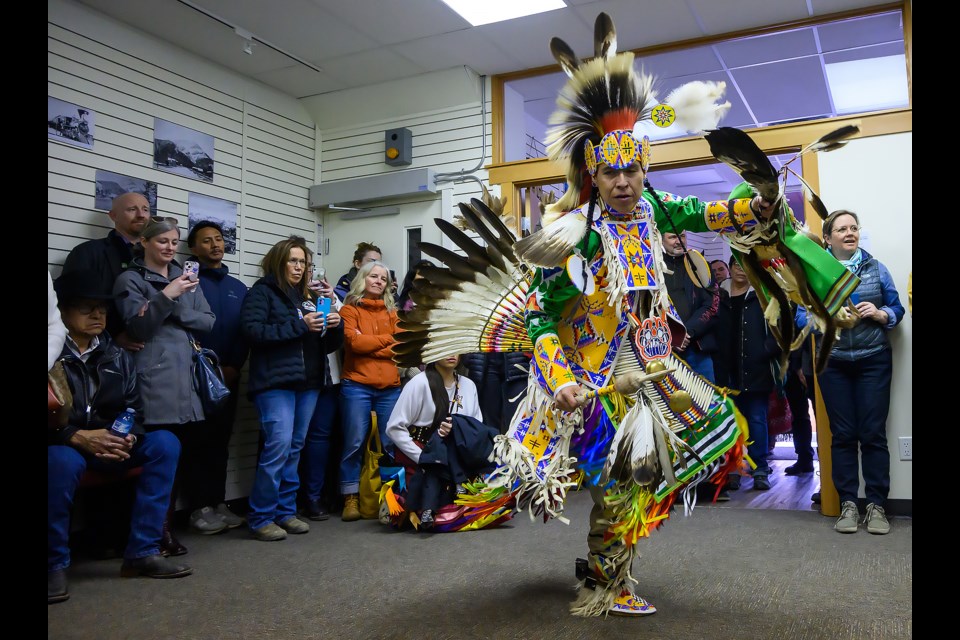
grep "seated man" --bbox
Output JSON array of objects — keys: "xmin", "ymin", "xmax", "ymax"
[{"xmin": 48, "ymin": 270, "xmax": 191, "ymax": 605}]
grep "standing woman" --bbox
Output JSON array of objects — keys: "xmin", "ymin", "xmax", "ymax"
[
  {"xmin": 113, "ymin": 216, "xmax": 218, "ymax": 552},
  {"xmin": 800, "ymin": 210, "xmax": 905, "ymax": 535},
  {"xmin": 241, "ymin": 236, "xmax": 343, "ymax": 541},
  {"xmin": 337, "ymin": 261, "xmax": 401, "ymax": 521},
  {"xmin": 334, "ymin": 241, "xmax": 382, "ymax": 301}
]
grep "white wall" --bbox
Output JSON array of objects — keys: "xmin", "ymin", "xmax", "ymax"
[
  {"xmin": 48, "ymin": 0, "xmax": 317, "ymax": 502},
  {"xmin": 818, "ymin": 132, "xmax": 912, "ymax": 501},
  {"xmin": 301, "ymin": 69, "xmax": 494, "ymax": 286}
]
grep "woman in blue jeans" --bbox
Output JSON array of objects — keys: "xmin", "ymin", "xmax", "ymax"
[
  {"xmin": 337, "ymin": 261, "xmax": 402, "ymax": 521},
  {"xmin": 799, "ymin": 210, "xmax": 904, "ymax": 535},
  {"xmin": 241, "ymin": 236, "xmax": 343, "ymax": 541}
]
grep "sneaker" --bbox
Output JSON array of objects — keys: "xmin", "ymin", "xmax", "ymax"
[
  {"xmin": 277, "ymin": 516, "xmax": 310, "ymax": 534},
  {"xmin": 341, "ymin": 494, "xmax": 361, "ymax": 522},
  {"xmin": 716, "ymin": 489, "xmax": 730, "ymax": 502},
  {"xmin": 48, "ymin": 569, "xmax": 69, "ymax": 604},
  {"xmin": 784, "ymin": 462, "xmax": 815, "ymax": 476},
  {"xmin": 120, "ymin": 554, "xmax": 192, "ymax": 579},
  {"xmin": 419, "ymin": 509, "xmax": 435, "ymax": 531},
  {"xmin": 726, "ymin": 474, "xmax": 741, "ymax": 491},
  {"xmin": 609, "ymin": 589, "xmax": 657, "ymax": 616},
  {"xmin": 215, "ymin": 503, "xmax": 245, "ymax": 529},
  {"xmin": 864, "ymin": 503, "xmax": 891, "ymax": 535},
  {"xmin": 302, "ymin": 499, "xmax": 330, "ymax": 522},
  {"xmin": 811, "ymin": 491, "xmax": 821, "ymax": 504},
  {"xmin": 834, "ymin": 500, "xmax": 860, "ymax": 533},
  {"xmin": 752, "ymin": 475, "xmax": 771, "ymax": 491},
  {"xmin": 189, "ymin": 507, "xmax": 228, "ymax": 535},
  {"xmin": 251, "ymin": 523, "xmax": 287, "ymax": 541}
]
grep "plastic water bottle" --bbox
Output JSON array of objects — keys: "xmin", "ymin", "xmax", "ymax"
[{"xmin": 109, "ymin": 408, "xmax": 136, "ymax": 437}]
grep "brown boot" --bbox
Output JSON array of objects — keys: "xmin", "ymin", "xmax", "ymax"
[{"xmin": 341, "ymin": 494, "xmax": 361, "ymax": 521}]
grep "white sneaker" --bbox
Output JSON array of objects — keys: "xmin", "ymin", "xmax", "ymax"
[
  {"xmin": 215, "ymin": 503, "xmax": 245, "ymax": 529},
  {"xmin": 834, "ymin": 501, "xmax": 859, "ymax": 534},
  {"xmin": 863, "ymin": 503, "xmax": 890, "ymax": 535},
  {"xmin": 190, "ymin": 506, "xmax": 228, "ymax": 535}
]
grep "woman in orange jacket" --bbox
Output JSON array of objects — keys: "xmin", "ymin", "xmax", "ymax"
[{"xmin": 337, "ymin": 261, "xmax": 402, "ymax": 521}]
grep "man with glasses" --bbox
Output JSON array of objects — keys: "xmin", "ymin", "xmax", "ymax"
[
  {"xmin": 48, "ymin": 269, "xmax": 191, "ymax": 605},
  {"xmin": 62, "ymin": 192, "xmax": 152, "ymax": 352}
]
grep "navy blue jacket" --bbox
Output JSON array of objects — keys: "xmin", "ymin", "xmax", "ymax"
[
  {"xmin": 241, "ymin": 276, "xmax": 344, "ymax": 397},
  {"xmin": 192, "ymin": 262, "xmax": 250, "ymax": 371},
  {"xmin": 797, "ymin": 249, "xmax": 904, "ymax": 363}
]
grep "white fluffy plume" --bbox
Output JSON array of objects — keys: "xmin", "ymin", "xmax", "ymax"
[{"xmin": 666, "ymin": 80, "xmax": 732, "ymax": 133}]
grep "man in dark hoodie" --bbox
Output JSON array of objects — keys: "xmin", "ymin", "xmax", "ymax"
[{"xmin": 186, "ymin": 221, "xmax": 250, "ymax": 533}]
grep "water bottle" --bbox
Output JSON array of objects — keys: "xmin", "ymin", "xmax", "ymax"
[{"xmin": 109, "ymin": 408, "xmax": 136, "ymax": 437}]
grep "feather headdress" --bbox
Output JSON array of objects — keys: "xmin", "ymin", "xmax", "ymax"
[{"xmin": 515, "ymin": 12, "xmax": 731, "ymax": 267}]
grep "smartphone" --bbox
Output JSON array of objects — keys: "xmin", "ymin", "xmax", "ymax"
[
  {"xmin": 183, "ymin": 260, "xmax": 199, "ymax": 282},
  {"xmin": 849, "ymin": 292, "xmax": 860, "ymax": 305},
  {"xmin": 316, "ymin": 297, "xmax": 332, "ymax": 327}
]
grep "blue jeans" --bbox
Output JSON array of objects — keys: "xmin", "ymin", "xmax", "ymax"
[
  {"xmin": 301, "ymin": 384, "xmax": 340, "ymax": 502},
  {"xmin": 339, "ymin": 379, "xmax": 401, "ymax": 495},
  {"xmin": 684, "ymin": 348, "xmax": 715, "ymax": 384},
  {"xmin": 48, "ymin": 430, "xmax": 180, "ymax": 572},
  {"xmin": 734, "ymin": 391, "xmax": 771, "ymax": 476},
  {"xmin": 819, "ymin": 349, "xmax": 893, "ymax": 505},
  {"xmin": 249, "ymin": 389, "xmax": 319, "ymax": 530}
]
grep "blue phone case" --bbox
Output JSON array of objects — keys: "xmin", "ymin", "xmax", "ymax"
[{"xmin": 316, "ymin": 297, "xmax": 331, "ymax": 327}]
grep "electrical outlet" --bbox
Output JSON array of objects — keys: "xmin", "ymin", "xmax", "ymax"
[{"xmin": 898, "ymin": 437, "xmax": 912, "ymax": 461}]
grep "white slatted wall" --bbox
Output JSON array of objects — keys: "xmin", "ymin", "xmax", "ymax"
[
  {"xmin": 48, "ymin": 1, "xmax": 317, "ymax": 502},
  {"xmin": 317, "ymin": 82, "xmax": 494, "ymax": 282}
]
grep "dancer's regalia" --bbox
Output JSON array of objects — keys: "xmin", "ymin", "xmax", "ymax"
[{"xmin": 390, "ymin": 12, "xmax": 860, "ymax": 617}]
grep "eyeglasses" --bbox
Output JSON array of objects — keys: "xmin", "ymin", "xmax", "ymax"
[
  {"xmin": 287, "ymin": 259, "xmax": 308, "ymax": 267},
  {"xmin": 832, "ymin": 225, "xmax": 860, "ymax": 234},
  {"xmin": 70, "ymin": 303, "xmax": 109, "ymax": 315}
]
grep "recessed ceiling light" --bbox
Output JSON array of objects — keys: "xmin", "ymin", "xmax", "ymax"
[
  {"xmin": 441, "ymin": 0, "xmax": 566, "ymax": 27},
  {"xmin": 825, "ymin": 55, "xmax": 909, "ymax": 114}
]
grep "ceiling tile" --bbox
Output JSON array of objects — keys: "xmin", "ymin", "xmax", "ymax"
[
  {"xmin": 392, "ymin": 29, "xmax": 523, "ymax": 75},
  {"xmin": 476, "ymin": 10, "xmax": 593, "ymax": 70},
  {"xmin": 256, "ymin": 65, "xmax": 348, "ymax": 98},
  {"xmin": 731, "ymin": 58, "xmax": 833, "ymax": 124},
  {"xmin": 816, "ymin": 10, "xmax": 904, "ymax": 53},
  {"xmin": 319, "ymin": 0, "xmax": 470, "ymax": 45},
  {"xmin": 714, "ymin": 28, "xmax": 819, "ymax": 68},
  {"xmin": 571, "ymin": 0, "xmax": 700, "ymax": 51},
  {"xmin": 635, "ymin": 46, "xmax": 724, "ymax": 78},
  {"xmin": 824, "ymin": 42, "xmax": 905, "ymax": 65},
  {"xmin": 321, "ymin": 48, "xmax": 427, "ymax": 88},
  {"xmin": 686, "ymin": 0, "xmax": 809, "ymax": 35}
]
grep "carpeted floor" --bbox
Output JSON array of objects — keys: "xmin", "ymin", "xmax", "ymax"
[{"xmin": 48, "ymin": 489, "xmax": 911, "ymax": 640}]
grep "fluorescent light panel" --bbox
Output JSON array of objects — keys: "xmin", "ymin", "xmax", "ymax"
[
  {"xmin": 825, "ymin": 55, "xmax": 909, "ymax": 114},
  {"xmin": 442, "ymin": 0, "xmax": 566, "ymax": 26}
]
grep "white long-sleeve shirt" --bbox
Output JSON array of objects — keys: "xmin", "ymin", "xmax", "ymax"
[
  {"xmin": 48, "ymin": 271, "xmax": 67, "ymax": 371},
  {"xmin": 386, "ymin": 371, "xmax": 482, "ymax": 464}
]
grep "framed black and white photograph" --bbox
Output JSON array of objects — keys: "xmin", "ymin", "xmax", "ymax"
[
  {"xmin": 48, "ymin": 96, "xmax": 95, "ymax": 149},
  {"xmin": 188, "ymin": 193, "xmax": 238, "ymax": 254},
  {"xmin": 153, "ymin": 118, "xmax": 215, "ymax": 183},
  {"xmin": 94, "ymin": 169, "xmax": 158, "ymax": 214}
]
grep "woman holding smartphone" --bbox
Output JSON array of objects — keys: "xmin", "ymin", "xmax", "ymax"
[
  {"xmin": 337, "ymin": 261, "xmax": 401, "ymax": 522},
  {"xmin": 114, "ymin": 216, "xmax": 219, "ymax": 550},
  {"xmin": 240, "ymin": 236, "xmax": 343, "ymax": 541}
]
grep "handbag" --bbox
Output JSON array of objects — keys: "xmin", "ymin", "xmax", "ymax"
[
  {"xmin": 767, "ymin": 389, "xmax": 794, "ymax": 437},
  {"xmin": 190, "ymin": 335, "xmax": 230, "ymax": 417},
  {"xmin": 48, "ymin": 360, "xmax": 72, "ymax": 430},
  {"xmin": 358, "ymin": 411, "xmax": 384, "ymax": 519}
]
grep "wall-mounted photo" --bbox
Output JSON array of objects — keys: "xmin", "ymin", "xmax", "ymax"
[
  {"xmin": 48, "ymin": 96, "xmax": 95, "ymax": 149},
  {"xmin": 153, "ymin": 118, "xmax": 214, "ymax": 183},
  {"xmin": 95, "ymin": 169, "xmax": 158, "ymax": 215},
  {"xmin": 188, "ymin": 193, "xmax": 238, "ymax": 254}
]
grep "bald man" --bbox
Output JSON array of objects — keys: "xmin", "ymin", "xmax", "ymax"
[{"xmin": 61, "ymin": 192, "xmax": 151, "ymax": 351}]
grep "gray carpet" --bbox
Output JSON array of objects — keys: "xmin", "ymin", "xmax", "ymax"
[{"xmin": 48, "ymin": 490, "xmax": 912, "ymax": 639}]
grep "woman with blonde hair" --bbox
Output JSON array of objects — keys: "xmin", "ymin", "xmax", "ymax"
[
  {"xmin": 240, "ymin": 236, "xmax": 343, "ymax": 541},
  {"xmin": 337, "ymin": 260, "xmax": 401, "ymax": 521}
]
